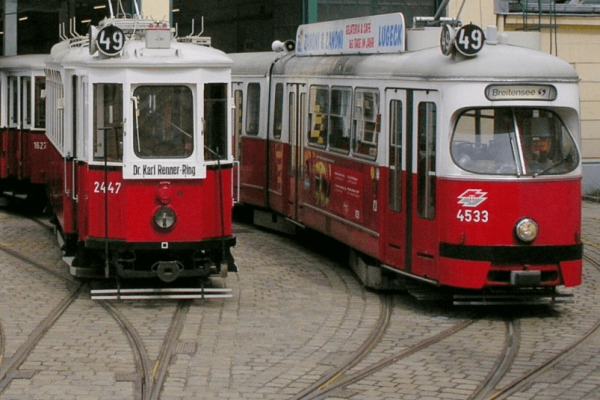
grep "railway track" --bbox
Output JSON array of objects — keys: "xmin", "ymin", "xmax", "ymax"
[
  {"xmin": 476, "ymin": 254, "xmax": 600, "ymax": 400},
  {"xmin": 100, "ymin": 300, "xmax": 190, "ymax": 400},
  {"xmin": 1, "ymin": 207, "xmax": 600, "ymax": 398},
  {"xmin": 298, "ymin": 312, "xmax": 477, "ymax": 400},
  {"xmin": 0, "ymin": 221, "xmax": 84, "ymax": 395}
]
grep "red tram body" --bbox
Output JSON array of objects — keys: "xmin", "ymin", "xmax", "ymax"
[
  {"xmin": 40, "ymin": 16, "xmax": 236, "ymax": 292},
  {"xmin": 0, "ymin": 55, "xmax": 48, "ymax": 204},
  {"xmin": 231, "ymin": 14, "xmax": 582, "ymax": 303}
]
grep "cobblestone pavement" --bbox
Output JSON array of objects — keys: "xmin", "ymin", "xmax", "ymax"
[{"xmin": 0, "ymin": 203, "xmax": 599, "ymax": 399}]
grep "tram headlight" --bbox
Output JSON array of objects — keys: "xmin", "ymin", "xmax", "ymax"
[
  {"xmin": 515, "ymin": 218, "xmax": 538, "ymax": 243},
  {"xmin": 154, "ymin": 207, "xmax": 176, "ymax": 230}
]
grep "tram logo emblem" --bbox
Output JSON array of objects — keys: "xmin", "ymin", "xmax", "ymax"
[{"xmin": 457, "ymin": 189, "xmax": 488, "ymax": 207}]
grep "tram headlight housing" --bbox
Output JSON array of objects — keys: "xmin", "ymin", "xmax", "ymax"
[
  {"xmin": 154, "ymin": 207, "xmax": 176, "ymax": 230},
  {"xmin": 515, "ymin": 218, "xmax": 538, "ymax": 243}
]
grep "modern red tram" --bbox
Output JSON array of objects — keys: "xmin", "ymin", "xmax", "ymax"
[
  {"xmin": 231, "ymin": 14, "xmax": 583, "ymax": 303},
  {"xmin": 44, "ymin": 15, "xmax": 237, "ymax": 290},
  {"xmin": 0, "ymin": 55, "xmax": 48, "ymax": 206}
]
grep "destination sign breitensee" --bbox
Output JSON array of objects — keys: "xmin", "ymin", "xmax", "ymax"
[
  {"xmin": 485, "ymin": 85, "xmax": 557, "ymax": 101},
  {"xmin": 296, "ymin": 13, "xmax": 406, "ymax": 56}
]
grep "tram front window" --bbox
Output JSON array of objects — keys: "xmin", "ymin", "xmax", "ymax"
[
  {"xmin": 132, "ymin": 86, "xmax": 193, "ymax": 158},
  {"xmin": 451, "ymin": 108, "xmax": 578, "ymax": 176}
]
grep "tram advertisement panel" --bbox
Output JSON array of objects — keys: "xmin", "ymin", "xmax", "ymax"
[
  {"xmin": 305, "ymin": 152, "xmax": 364, "ymax": 223},
  {"xmin": 296, "ymin": 13, "xmax": 406, "ymax": 56}
]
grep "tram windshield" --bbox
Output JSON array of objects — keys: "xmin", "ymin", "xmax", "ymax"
[
  {"xmin": 132, "ymin": 86, "xmax": 193, "ymax": 158},
  {"xmin": 451, "ymin": 108, "xmax": 578, "ymax": 177}
]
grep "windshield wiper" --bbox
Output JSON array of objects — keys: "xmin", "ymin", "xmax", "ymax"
[{"xmin": 533, "ymin": 154, "xmax": 573, "ymax": 178}]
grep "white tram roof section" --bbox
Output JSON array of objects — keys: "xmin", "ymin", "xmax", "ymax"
[
  {"xmin": 46, "ymin": 19, "xmax": 232, "ymax": 69},
  {"xmin": 232, "ymin": 12, "xmax": 578, "ymax": 84},
  {"xmin": 257, "ymin": 43, "xmax": 578, "ymax": 84},
  {"xmin": 0, "ymin": 54, "xmax": 47, "ymax": 72}
]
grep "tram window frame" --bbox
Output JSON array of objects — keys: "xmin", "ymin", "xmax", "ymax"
[
  {"xmin": 329, "ymin": 86, "xmax": 352, "ymax": 154},
  {"xmin": 204, "ymin": 83, "xmax": 228, "ymax": 161},
  {"xmin": 93, "ymin": 83, "xmax": 123, "ymax": 162},
  {"xmin": 273, "ymin": 83, "xmax": 284, "ymax": 140},
  {"xmin": 308, "ymin": 85, "xmax": 329, "ymax": 148},
  {"xmin": 389, "ymin": 99, "xmax": 403, "ymax": 212},
  {"xmin": 417, "ymin": 102, "xmax": 437, "ymax": 220},
  {"xmin": 246, "ymin": 82, "xmax": 261, "ymax": 136},
  {"xmin": 34, "ymin": 77, "xmax": 45, "ymax": 129},
  {"xmin": 352, "ymin": 88, "xmax": 380, "ymax": 160}
]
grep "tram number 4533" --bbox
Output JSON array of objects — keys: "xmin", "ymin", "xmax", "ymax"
[
  {"xmin": 456, "ymin": 209, "xmax": 489, "ymax": 223},
  {"xmin": 93, "ymin": 181, "xmax": 122, "ymax": 194}
]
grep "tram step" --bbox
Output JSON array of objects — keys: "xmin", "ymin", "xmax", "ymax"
[
  {"xmin": 452, "ymin": 291, "xmax": 574, "ymax": 306},
  {"xmin": 90, "ymin": 287, "xmax": 233, "ymax": 300}
]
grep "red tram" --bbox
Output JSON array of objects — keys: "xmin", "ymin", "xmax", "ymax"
[
  {"xmin": 41, "ymin": 14, "xmax": 236, "ymax": 296},
  {"xmin": 231, "ymin": 14, "xmax": 582, "ymax": 304},
  {"xmin": 0, "ymin": 55, "xmax": 48, "ymax": 206}
]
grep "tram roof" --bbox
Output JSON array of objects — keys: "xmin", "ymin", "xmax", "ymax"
[
  {"xmin": 232, "ymin": 44, "xmax": 578, "ymax": 83},
  {"xmin": 0, "ymin": 54, "xmax": 48, "ymax": 72},
  {"xmin": 46, "ymin": 39, "xmax": 232, "ymax": 70}
]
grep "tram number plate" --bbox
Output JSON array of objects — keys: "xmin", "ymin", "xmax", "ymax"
[
  {"xmin": 456, "ymin": 209, "xmax": 488, "ymax": 223},
  {"xmin": 94, "ymin": 181, "xmax": 122, "ymax": 194},
  {"xmin": 96, "ymin": 25, "xmax": 125, "ymax": 56},
  {"xmin": 455, "ymin": 24, "xmax": 484, "ymax": 57}
]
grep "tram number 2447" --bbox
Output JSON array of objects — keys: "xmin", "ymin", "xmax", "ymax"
[
  {"xmin": 93, "ymin": 181, "xmax": 122, "ymax": 194},
  {"xmin": 456, "ymin": 209, "xmax": 489, "ymax": 223}
]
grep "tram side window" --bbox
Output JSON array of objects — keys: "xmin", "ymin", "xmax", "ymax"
[
  {"xmin": 34, "ymin": 77, "xmax": 45, "ymax": 129},
  {"xmin": 233, "ymin": 89, "xmax": 243, "ymax": 160},
  {"xmin": 22, "ymin": 77, "xmax": 31, "ymax": 127},
  {"xmin": 389, "ymin": 100, "xmax": 403, "ymax": 212},
  {"xmin": 9, "ymin": 77, "xmax": 17, "ymax": 126},
  {"xmin": 353, "ymin": 88, "xmax": 380, "ymax": 160},
  {"xmin": 308, "ymin": 85, "xmax": 329, "ymax": 147},
  {"xmin": 417, "ymin": 102, "xmax": 436, "ymax": 220},
  {"xmin": 273, "ymin": 83, "xmax": 283, "ymax": 139},
  {"xmin": 204, "ymin": 83, "xmax": 228, "ymax": 161},
  {"xmin": 93, "ymin": 83, "xmax": 123, "ymax": 162},
  {"xmin": 329, "ymin": 87, "xmax": 352, "ymax": 153},
  {"xmin": 246, "ymin": 83, "xmax": 261, "ymax": 136}
]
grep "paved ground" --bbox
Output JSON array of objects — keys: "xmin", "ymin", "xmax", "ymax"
[{"xmin": 0, "ymin": 203, "xmax": 599, "ymax": 399}]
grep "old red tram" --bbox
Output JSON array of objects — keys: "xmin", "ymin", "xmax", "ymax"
[
  {"xmin": 231, "ymin": 14, "xmax": 582, "ymax": 304},
  {"xmin": 0, "ymin": 55, "xmax": 48, "ymax": 206},
  {"xmin": 44, "ymin": 15, "xmax": 236, "ymax": 291}
]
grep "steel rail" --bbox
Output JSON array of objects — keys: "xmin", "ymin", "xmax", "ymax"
[
  {"xmin": 290, "ymin": 295, "xmax": 393, "ymax": 400},
  {"xmin": 0, "ymin": 283, "xmax": 83, "ymax": 393},
  {"xmin": 305, "ymin": 316, "xmax": 478, "ymax": 400}
]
